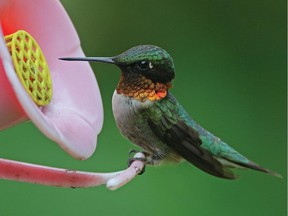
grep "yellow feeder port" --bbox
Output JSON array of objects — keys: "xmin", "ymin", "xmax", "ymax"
[{"xmin": 5, "ymin": 30, "xmax": 52, "ymax": 106}]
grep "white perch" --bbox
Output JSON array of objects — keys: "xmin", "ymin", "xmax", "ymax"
[{"xmin": 0, "ymin": 152, "xmax": 145, "ymax": 190}]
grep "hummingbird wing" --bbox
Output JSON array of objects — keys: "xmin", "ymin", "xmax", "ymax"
[
  {"xmin": 145, "ymin": 92, "xmax": 279, "ymax": 179},
  {"xmin": 145, "ymin": 93, "xmax": 236, "ymax": 179}
]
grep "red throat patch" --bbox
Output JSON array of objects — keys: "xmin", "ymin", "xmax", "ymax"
[{"xmin": 116, "ymin": 74, "xmax": 172, "ymax": 101}]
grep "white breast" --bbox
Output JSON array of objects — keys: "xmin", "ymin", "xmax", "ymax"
[
  {"xmin": 112, "ymin": 90, "xmax": 153, "ymax": 120},
  {"xmin": 112, "ymin": 91, "xmax": 153, "ymax": 135}
]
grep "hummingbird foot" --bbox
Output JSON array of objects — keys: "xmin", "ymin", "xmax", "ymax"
[{"xmin": 128, "ymin": 149, "xmax": 147, "ymax": 175}]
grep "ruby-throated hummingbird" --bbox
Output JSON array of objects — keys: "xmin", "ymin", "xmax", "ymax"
[{"xmin": 60, "ymin": 45, "xmax": 281, "ymax": 179}]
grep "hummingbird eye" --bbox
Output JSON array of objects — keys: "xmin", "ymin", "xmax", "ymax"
[{"xmin": 137, "ymin": 60, "xmax": 151, "ymax": 71}]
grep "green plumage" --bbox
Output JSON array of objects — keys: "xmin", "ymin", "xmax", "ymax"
[
  {"xmin": 144, "ymin": 92, "xmax": 281, "ymax": 178},
  {"xmin": 145, "ymin": 93, "xmax": 251, "ymax": 178}
]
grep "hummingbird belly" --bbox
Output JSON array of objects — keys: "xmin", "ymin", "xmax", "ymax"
[{"xmin": 112, "ymin": 91, "xmax": 181, "ymax": 165}]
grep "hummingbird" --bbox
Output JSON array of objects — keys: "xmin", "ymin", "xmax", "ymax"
[{"xmin": 60, "ymin": 45, "xmax": 281, "ymax": 179}]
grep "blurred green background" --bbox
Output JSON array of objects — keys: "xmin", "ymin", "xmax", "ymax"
[{"xmin": 0, "ymin": 0, "xmax": 286, "ymax": 215}]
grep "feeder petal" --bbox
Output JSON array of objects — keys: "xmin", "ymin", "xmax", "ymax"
[{"xmin": 0, "ymin": 0, "xmax": 103, "ymax": 159}]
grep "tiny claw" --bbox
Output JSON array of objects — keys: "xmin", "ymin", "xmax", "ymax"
[
  {"xmin": 128, "ymin": 149, "xmax": 139, "ymax": 158},
  {"xmin": 127, "ymin": 151, "xmax": 146, "ymax": 175}
]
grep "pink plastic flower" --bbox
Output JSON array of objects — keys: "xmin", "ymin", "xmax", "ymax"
[
  {"xmin": 0, "ymin": 0, "xmax": 145, "ymax": 190},
  {"xmin": 0, "ymin": 0, "xmax": 103, "ymax": 159}
]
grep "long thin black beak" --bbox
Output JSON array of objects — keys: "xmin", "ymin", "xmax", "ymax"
[{"xmin": 59, "ymin": 57, "xmax": 115, "ymax": 64}]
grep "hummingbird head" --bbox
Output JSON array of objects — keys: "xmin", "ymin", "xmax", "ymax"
[
  {"xmin": 112, "ymin": 45, "xmax": 175, "ymax": 83},
  {"xmin": 60, "ymin": 45, "xmax": 175, "ymax": 101}
]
